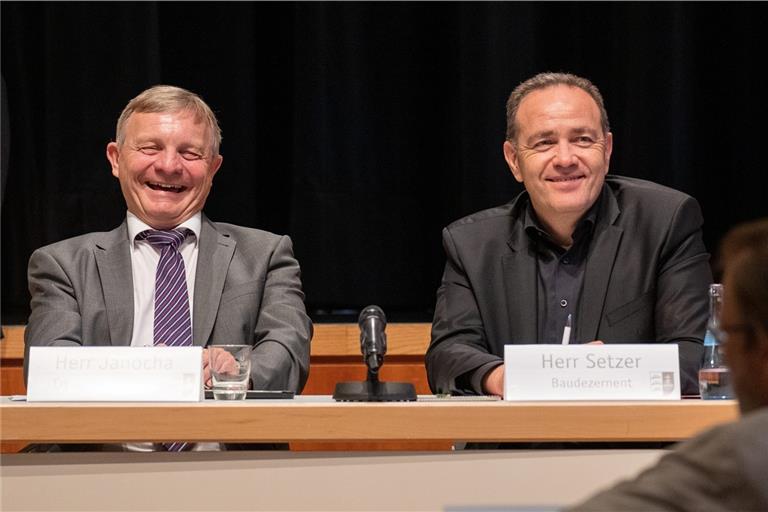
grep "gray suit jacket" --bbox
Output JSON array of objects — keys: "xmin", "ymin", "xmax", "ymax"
[
  {"xmin": 568, "ymin": 407, "xmax": 768, "ymax": 511},
  {"xmin": 426, "ymin": 176, "xmax": 712, "ymax": 396},
  {"xmin": 24, "ymin": 214, "xmax": 312, "ymax": 392}
]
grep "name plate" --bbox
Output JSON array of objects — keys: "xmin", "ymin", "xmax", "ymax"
[
  {"xmin": 27, "ymin": 346, "xmax": 204, "ymax": 402},
  {"xmin": 503, "ymin": 344, "xmax": 680, "ymax": 401}
]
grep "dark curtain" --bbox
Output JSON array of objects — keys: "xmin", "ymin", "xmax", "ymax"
[{"xmin": 3, "ymin": 2, "xmax": 767, "ymax": 324}]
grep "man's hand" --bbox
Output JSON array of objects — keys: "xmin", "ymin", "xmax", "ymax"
[
  {"xmin": 482, "ymin": 365, "xmax": 505, "ymax": 396},
  {"xmin": 202, "ymin": 347, "xmax": 239, "ymax": 388}
]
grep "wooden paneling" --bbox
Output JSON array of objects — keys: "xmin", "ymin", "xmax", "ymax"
[
  {"xmin": 310, "ymin": 323, "xmax": 431, "ymax": 356},
  {"xmin": 1, "ymin": 326, "xmax": 27, "ymax": 453},
  {"xmin": 0, "ymin": 367, "xmax": 25, "ymax": 395},
  {"xmin": 1, "ymin": 323, "xmax": 431, "ymax": 360},
  {"xmin": 1, "ymin": 325, "xmax": 25, "ymax": 359},
  {"xmin": 1, "ymin": 324, "xmax": 431, "ymax": 395}
]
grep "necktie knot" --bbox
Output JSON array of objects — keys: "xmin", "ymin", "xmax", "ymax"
[{"xmin": 137, "ymin": 228, "xmax": 191, "ymax": 252}]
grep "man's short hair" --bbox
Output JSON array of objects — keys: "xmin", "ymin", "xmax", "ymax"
[
  {"xmin": 115, "ymin": 85, "xmax": 222, "ymax": 156},
  {"xmin": 719, "ymin": 218, "xmax": 768, "ymax": 337},
  {"xmin": 505, "ymin": 72, "xmax": 610, "ymax": 143}
]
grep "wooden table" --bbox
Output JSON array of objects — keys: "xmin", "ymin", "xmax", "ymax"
[
  {"xmin": 0, "ymin": 323, "xmax": 435, "ymax": 452},
  {"xmin": 0, "ymin": 397, "xmax": 741, "ymax": 511},
  {"xmin": 1, "ymin": 396, "xmax": 739, "ymax": 444},
  {"xmin": 1, "ymin": 332, "xmax": 744, "ymax": 510}
]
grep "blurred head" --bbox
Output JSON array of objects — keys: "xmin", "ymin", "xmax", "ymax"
[
  {"xmin": 502, "ymin": 73, "xmax": 613, "ymax": 234},
  {"xmin": 106, "ymin": 85, "xmax": 223, "ymax": 229},
  {"xmin": 718, "ymin": 218, "xmax": 768, "ymax": 413}
]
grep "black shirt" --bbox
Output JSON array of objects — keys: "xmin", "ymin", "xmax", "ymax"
[{"xmin": 523, "ymin": 200, "xmax": 597, "ymax": 344}]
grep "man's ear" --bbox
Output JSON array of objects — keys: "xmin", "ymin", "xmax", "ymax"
[
  {"xmin": 106, "ymin": 142, "xmax": 120, "ymax": 178},
  {"xmin": 209, "ymin": 154, "xmax": 223, "ymax": 178},
  {"xmin": 503, "ymin": 140, "xmax": 523, "ymax": 183},
  {"xmin": 603, "ymin": 131, "xmax": 614, "ymax": 171}
]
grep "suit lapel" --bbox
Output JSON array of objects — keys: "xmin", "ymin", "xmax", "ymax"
[
  {"xmin": 578, "ymin": 188, "xmax": 623, "ymax": 341},
  {"xmin": 193, "ymin": 216, "xmax": 235, "ymax": 346},
  {"xmin": 93, "ymin": 222, "xmax": 134, "ymax": 345},
  {"xmin": 502, "ymin": 203, "xmax": 539, "ymax": 344}
]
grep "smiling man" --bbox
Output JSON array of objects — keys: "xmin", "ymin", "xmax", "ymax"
[
  {"xmin": 24, "ymin": 86, "xmax": 312, "ymax": 449},
  {"xmin": 426, "ymin": 72, "xmax": 712, "ymax": 397}
]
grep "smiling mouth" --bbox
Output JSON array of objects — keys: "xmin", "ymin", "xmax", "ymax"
[
  {"xmin": 546, "ymin": 175, "xmax": 585, "ymax": 183},
  {"xmin": 146, "ymin": 182, "xmax": 187, "ymax": 193}
]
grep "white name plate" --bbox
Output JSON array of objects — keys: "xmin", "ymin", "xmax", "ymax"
[
  {"xmin": 503, "ymin": 344, "xmax": 680, "ymax": 401},
  {"xmin": 27, "ymin": 346, "xmax": 204, "ymax": 402}
]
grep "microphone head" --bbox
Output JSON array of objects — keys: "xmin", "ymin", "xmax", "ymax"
[{"xmin": 358, "ymin": 305, "xmax": 386, "ymax": 327}]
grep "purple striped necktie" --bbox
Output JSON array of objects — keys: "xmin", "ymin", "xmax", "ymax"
[
  {"xmin": 137, "ymin": 229, "xmax": 193, "ymax": 348},
  {"xmin": 136, "ymin": 228, "xmax": 193, "ymax": 453}
]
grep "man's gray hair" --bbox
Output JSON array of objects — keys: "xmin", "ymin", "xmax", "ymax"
[
  {"xmin": 115, "ymin": 85, "xmax": 222, "ymax": 156},
  {"xmin": 505, "ymin": 72, "xmax": 610, "ymax": 143}
]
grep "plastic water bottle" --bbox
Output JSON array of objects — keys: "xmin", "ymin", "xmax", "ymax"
[{"xmin": 698, "ymin": 284, "xmax": 734, "ymax": 399}]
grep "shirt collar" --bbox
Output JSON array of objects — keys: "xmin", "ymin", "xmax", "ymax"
[
  {"xmin": 127, "ymin": 211, "xmax": 202, "ymax": 249},
  {"xmin": 523, "ymin": 186, "xmax": 604, "ymax": 246}
]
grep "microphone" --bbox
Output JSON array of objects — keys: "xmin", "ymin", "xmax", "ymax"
[
  {"xmin": 332, "ymin": 305, "xmax": 415, "ymax": 401},
  {"xmin": 359, "ymin": 305, "xmax": 387, "ymax": 372}
]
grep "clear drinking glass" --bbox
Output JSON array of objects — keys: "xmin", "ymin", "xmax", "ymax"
[{"xmin": 209, "ymin": 344, "xmax": 251, "ymax": 400}]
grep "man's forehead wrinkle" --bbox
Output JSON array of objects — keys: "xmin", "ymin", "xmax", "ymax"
[{"xmin": 523, "ymin": 126, "xmax": 599, "ymax": 143}]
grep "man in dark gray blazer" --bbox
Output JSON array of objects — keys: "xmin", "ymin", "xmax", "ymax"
[
  {"xmin": 25, "ymin": 85, "xmax": 311, "ymax": 399},
  {"xmin": 427, "ymin": 73, "xmax": 711, "ymax": 396}
]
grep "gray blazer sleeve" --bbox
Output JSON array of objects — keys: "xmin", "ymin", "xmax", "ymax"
[
  {"xmin": 23, "ymin": 247, "xmax": 85, "ymax": 379},
  {"xmin": 247, "ymin": 235, "xmax": 312, "ymax": 393}
]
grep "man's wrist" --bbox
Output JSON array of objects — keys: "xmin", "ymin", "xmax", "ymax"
[{"xmin": 476, "ymin": 362, "xmax": 504, "ymax": 395}]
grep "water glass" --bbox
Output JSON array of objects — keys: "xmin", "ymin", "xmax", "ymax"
[{"xmin": 209, "ymin": 344, "xmax": 251, "ymax": 400}]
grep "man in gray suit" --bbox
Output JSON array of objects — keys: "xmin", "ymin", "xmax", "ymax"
[
  {"xmin": 427, "ymin": 72, "xmax": 711, "ymax": 396},
  {"xmin": 568, "ymin": 218, "xmax": 768, "ymax": 511},
  {"xmin": 24, "ymin": 85, "xmax": 312, "ymax": 401}
]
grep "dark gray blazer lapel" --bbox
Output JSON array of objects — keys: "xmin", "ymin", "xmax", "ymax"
[
  {"xmin": 503, "ymin": 215, "xmax": 538, "ymax": 344},
  {"xmin": 93, "ymin": 222, "xmax": 134, "ymax": 345},
  {"xmin": 193, "ymin": 215, "xmax": 236, "ymax": 346},
  {"xmin": 578, "ymin": 188, "xmax": 623, "ymax": 342}
]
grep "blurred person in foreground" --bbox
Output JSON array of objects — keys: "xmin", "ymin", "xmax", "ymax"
[{"xmin": 569, "ymin": 218, "xmax": 768, "ymax": 511}]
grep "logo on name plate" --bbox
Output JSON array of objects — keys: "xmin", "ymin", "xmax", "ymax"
[{"xmin": 649, "ymin": 372, "xmax": 676, "ymax": 395}]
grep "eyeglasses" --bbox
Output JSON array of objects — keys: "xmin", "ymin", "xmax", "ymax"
[{"xmin": 711, "ymin": 323, "xmax": 754, "ymax": 345}]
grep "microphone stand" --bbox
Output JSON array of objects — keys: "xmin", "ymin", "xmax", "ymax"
[
  {"xmin": 333, "ymin": 305, "xmax": 417, "ymax": 402},
  {"xmin": 332, "ymin": 349, "xmax": 416, "ymax": 402}
]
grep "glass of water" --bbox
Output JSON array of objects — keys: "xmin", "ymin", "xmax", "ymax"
[{"xmin": 208, "ymin": 344, "xmax": 251, "ymax": 400}]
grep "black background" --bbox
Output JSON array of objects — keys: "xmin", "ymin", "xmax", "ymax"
[{"xmin": 3, "ymin": 2, "xmax": 767, "ymax": 324}]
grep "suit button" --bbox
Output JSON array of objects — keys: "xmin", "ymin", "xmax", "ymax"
[{"xmin": 560, "ymin": 299, "xmax": 568, "ymax": 307}]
